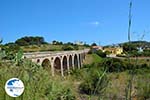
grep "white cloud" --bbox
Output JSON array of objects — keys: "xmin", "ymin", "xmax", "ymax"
[{"xmin": 90, "ymin": 21, "xmax": 100, "ymax": 26}]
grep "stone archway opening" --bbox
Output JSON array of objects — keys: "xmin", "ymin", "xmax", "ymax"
[
  {"xmin": 69, "ymin": 55, "xmax": 72, "ymax": 69},
  {"xmin": 74, "ymin": 54, "xmax": 78, "ymax": 68},
  {"xmin": 54, "ymin": 57, "xmax": 61, "ymax": 74},
  {"xmin": 63, "ymin": 56, "xmax": 68, "ymax": 75},
  {"xmin": 41, "ymin": 59, "xmax": 51, "ymax": 72},
  {"xmin": 63, "ymin": 56, "xmax": 67, "ymax": 70}
]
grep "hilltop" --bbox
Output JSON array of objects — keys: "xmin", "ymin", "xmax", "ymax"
[{"xmin": 2, "ymin": 36, "xmax": 90, "ymax": 52}]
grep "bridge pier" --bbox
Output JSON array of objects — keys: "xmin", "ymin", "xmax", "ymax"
[
  {"xmin": 60, "ymin": 59, "xmax": 64, "ymax": 77},
  {"xmin": 77, "ymin": 55, "xmax": 80, "ymax": 69},
  {"xmin": 67, "ymin": 56, "xmax": 70, "ymax": 74},
  {"xmin": 72, "ymin": 55, "xmax": 75, "ymax": 69}
]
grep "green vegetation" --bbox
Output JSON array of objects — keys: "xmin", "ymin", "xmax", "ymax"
[
  {"xmin": 20, "ymin": 44, "xmax": 87, "ymax": 52},
  {"xmin": 0, "ymin": 44, "xmax": 21, "ymax": 60},
  {"xmin": 0, "ymin": 36, "xmax": 150, "ymax": 99},
  {"xmin": 95, "ymin": 50, "xmax": 106, "ymax": 58},
  {"xmin": 15, "ymin": 36, "xmax": 47, "ymax": 46},
  {"xmin": 91, "ymin": 43, "xmax": 97, "ymax": 46},
  {"xmin": 21, "ymin": 44, "xmax": 64, "ymax": 52},
  {"xmin": 83, "ymin": 54, "xmax": 102, "ymax": 64},
  {"xmin": 3, "ymin": 36, "xmax": 89, "ymax": 52},
  {"xmin": 62, "ymin": 44, "xmax": 79, "ymax": 51},
  {"xmin": 71, "ymin": 57, "xmax": 150, "ymax": 99},
  {"xmin": 103, "ymin": 41, "xmax": 150, "ymax": 57},
  {"xmin": 79, "ymin": 66, "xmax": 108, "ymax": 96},
  {"xmin": 136, "ymin": 73, "xmax": 150, "ymax": 100},
  {"xmin": 97, "ymin": 57, "xmax": 150, "ymax": 73},
  {"xmin": 120, "ymin": 41, "xmax": 150, "ymax": 57},
  {"xmin": 0, "ymin": 53, "xmax": 76, "ymax": 100},
  {"xmin": 0, "ymin": 49, "xmax": 150, "ymax": 99},
  {"xmin": 52, "ymin": 40, "xmax": 63, "ymax": 45}
]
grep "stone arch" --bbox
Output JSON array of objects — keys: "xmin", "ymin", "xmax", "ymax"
[
  {"xmin": 54, "ymin": 57, "xmax": 61, "ymax": 69},
  {"xmin": 53, "ymin": 57, "xmax": 62, "ymax": 75},
  {"xmin": 74, "ymin": 54, "xmax": 78, "ymax": 68},
  {"xmin": 41, "ymin": 58, "xmax": 51, "ymax": 70},
  {"xmin": 63, "ymin": 56, "xmax": 67, "ymax": 70},
  {"xmin": 69, "ymin": 55, "xmax": 72, "ymax": 69}
]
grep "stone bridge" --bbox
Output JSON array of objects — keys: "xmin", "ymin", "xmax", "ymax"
[{"xmin": 23, "ymin": 49, "xmax": 89, "ymax": 76}]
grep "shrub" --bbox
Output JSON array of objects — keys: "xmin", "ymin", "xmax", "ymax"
[
  {"xmin": 62, "ymin": 45, "xmax": 74, "ymax": 51},
  {"xmin": 79, "ymin": 67, "xmax": 109, "ymax": 95},
  {"xmin": 136, "ymin": 74, "xmax": 150, "ymax": 100},
  {"xmin": 96, "ymin": 50, "xmax": 106, "ymax": 58},
  {"xmin": 99, "ymin": 58, "xmax": 142, "ymax": 73},
  {"xmin": 0, "ymin": 59, "xmax": 76, "ymax": 100}
]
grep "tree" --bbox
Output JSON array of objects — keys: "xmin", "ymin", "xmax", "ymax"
[
  {"xmin": 83, "ymin": 43, "xmax": 90, "ymax": 47},
  {"xmin": 15, "ymin": 36, "xmax": 47, "ymax": 46},
  {"xmin": 91, "ymin": 43, "xmax": 97, "ymax": 46},
  {"xmin": 122, "ymin": 43, "xmax": 137, "ymax": 52},
  {"xmin": 52, "ymin": 40, "xmax": 63, "ymax": 45},
  {"xmin": 0, "ymin": 38, "xmax": 2, "ymax": 44},
  {"xmin": 62, "ymin": 45, "xmax": 74, "ymax": 51},
  {"xmin": 1, "ymin": 44, "xmax": 21, "ymax": 60},
  {"xmin": 66, "ymin": 42, "xmax": 74, "ymax": 46},
  {"xmin": 96, "ymin": 50, "xmax": 106, "ymax": 58}
]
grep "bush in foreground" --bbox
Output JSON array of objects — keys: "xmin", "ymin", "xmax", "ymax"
[
  {"xmin": 0, "ymin": 59, "xmax": 75, "ymax": 100},
  {"xmin": 79, "ymin": 65, "xmax": 109, "ymax": 96}
]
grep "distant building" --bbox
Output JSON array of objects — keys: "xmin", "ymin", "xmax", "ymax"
[
  {"xmin": 137, "ymin": 47, "xmax": 143, "ymax": 52},
  {"xmin": 74, "ymin": 41, "xmax": 84, "ymax": 45},
  {"xmin": 92, "ymin": 46, "xmax": 103, "ymax": 52},
  {"xmin": 103, "ymin": 47, "xmax": 123, "ymax": 55}
]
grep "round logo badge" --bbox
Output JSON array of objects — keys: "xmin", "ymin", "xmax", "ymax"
[{"xmin": 5, "ymin": 78, "xmax": 24, "ymax": 97}]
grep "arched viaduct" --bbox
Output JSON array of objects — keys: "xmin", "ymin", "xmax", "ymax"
[{"xmin": 23, "ymin": 49, "xmax": 89, "ymax": 76}]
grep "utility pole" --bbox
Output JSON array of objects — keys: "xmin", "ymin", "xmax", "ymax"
[
  {"xmin": 128, "ymin": 1, "xmax": 132, "ymax": 43},
  {"xmin": 127, "ymin": 1, "xmax": 133, "ymax": 100}
]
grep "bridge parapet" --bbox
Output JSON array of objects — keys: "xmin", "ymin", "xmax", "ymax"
[{"xmin": 24, "ymin": 49, "xmax": 89, "ymax": 59}]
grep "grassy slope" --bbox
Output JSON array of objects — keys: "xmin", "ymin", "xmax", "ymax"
[{"xmin": 83, "ymin": 54, "xmax": 102, "ymax": 64}]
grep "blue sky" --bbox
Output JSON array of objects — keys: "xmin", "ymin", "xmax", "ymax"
[{"xmin": 0, "ymin": 0, "xmax": 150, "ymax": 45}]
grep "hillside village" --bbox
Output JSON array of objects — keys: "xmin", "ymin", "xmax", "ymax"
[
  {"xmin": 92, "ymin": 46, "xmax": 123, "ymax": 57},
  {"xmin": 91, "ymin": 41, "xmax": 150, "ymax": 57}
]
